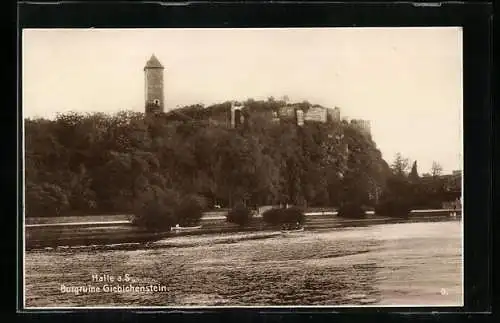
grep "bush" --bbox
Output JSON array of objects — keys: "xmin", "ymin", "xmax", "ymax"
[
  {"xmin": 338, "ymin": 203, "xmax": 365, "ymax": 219},
  {"xmin": 375, "ymin": 198, "xmax": 412, "ymax": 218},
  {"xmin": 25, "ymin": 182, "xmax": 70, "ymax": 217},
  {"xmin": 262, "ymin": 208, "xmax": 285, "ymax": 225},
  {"xmin": 132, "ymin": 187, "xmax": 179, "ymax": 231},
  {"xmin": 375, "ymin": 175, "xmax": 414, "ymax": 218},
  {"xmin": 262, "ymin": 207, "xmax": 305, "ymax": 226},
  {"xmin": 226, "ymin": 203, "xmax": 252, "ymax": 226},
  {"xmin": 175, "ymin": 194, "xmax": 206, "ymax": 226},
  {"xmin": 282, "ymin": 207, "xmax": 305, "ymax": 225}
]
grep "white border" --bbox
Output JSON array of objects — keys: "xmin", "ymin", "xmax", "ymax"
[{"xmin": 20, "ymin": 27, "xmax": 465, "ymax": 311}]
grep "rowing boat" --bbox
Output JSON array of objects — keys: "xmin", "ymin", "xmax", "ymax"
[
  {"xmin": 281, "ymin": 227, "xmax": 304, "ymax": 234},
  {"xmin": 170, "ymin": 225, "xmax": 202, "ymax": 232}
]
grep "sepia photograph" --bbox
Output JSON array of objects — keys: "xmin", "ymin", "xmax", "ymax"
[{"xmin": 22, "ymin": 27, "xmax": 463, "ymax": 308}]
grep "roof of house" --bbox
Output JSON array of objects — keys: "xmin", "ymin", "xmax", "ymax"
[{"xmin": 144, "ymin": 54, "xmax": 164, "ymax": 70}]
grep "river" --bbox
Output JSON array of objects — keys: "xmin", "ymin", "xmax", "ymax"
[{"xmin": 24, "ymin": 220, "xmax": 462, "ymax": 308}]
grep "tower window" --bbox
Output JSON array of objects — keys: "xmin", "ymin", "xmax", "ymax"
[{"xmin": 153, "ymin": 99, "xmax": 160, "ymax": 105}]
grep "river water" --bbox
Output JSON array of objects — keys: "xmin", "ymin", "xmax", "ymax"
[{"xmin": 24, "ymin": 220, "xmax": 462, "ymax": 308}]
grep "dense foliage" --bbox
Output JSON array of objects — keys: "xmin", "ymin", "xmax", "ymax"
[
  {"xmin": 25, "ymin": 98, "xmax": 459, "ymax": 222},
  {"xmin": 226, "ymin": 203, "xmax": 253, "ymax": 226},
  {"xmin": 25, "ymin": 98, "xmax": 391, "ymax": 218},
  {"xmin": 375, "ymin": 154, "xmax": 461, "ymax": 218},
  {"xmin": 175, "ymin": 194, "xmax": 207, "ymax": 226},
  {"xmin": 131, "ymin": 190, "xmax": 205, "ymax": 230},
  {"xmin": 283, "ymin": 207, "xmax": 306, "ymax": 225},
  {"xmin": 132, "ymin": 187, "xmax": 178, "ymax": 231},
  {"xmin": 337, "ymin": 203, "xmax": 366, "ymax": 219},
  {"xmin": 375, "ymin": 176, "xmax": 413, "ymax": 218},
  {"xmin": 262, "ymin": 207, "xmax": 305, "ymax": 226},
  {"xmin": 261, "ymin": 208, "xmax": 285, "ymax": 226}
]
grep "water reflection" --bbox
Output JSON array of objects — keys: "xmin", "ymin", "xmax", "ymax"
[{"xmin": 25, "ymin": 221, "xmax": 462, "ymax": 307}]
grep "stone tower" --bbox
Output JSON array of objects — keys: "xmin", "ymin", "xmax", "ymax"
[{"xmin": 144, "ymin": 54, "xmax": 165, "ymax": 114}]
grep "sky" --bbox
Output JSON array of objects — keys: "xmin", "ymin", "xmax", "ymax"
[{"xmin": 22, "ymin": 28, "xmax": 462, "ymax": 174}]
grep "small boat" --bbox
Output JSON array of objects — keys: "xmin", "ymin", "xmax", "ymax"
[
  {"xmin": 281, "ymin": 225, "xmax": 304, "ymax": 234},
  {"xmin": 170, "ymin": 224, "xmax": 202, "ymax": 232},
  {"xmin": 281, "ymin": 227, "xmax": 304, "ymax": 233}
]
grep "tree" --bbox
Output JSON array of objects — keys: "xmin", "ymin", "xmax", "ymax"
[
  {"xmin": 338, "ymin": 202, "xmax": 365, "ymax": 218},
  {"xmin": 226, "ymin": 203, "xmax": 253, "ymax": 227},
  {"xmin": 375, "ymin": 175, "xmax": 413, "ymax": 218},
  {"xmin": 391, "ymin": 153, "xmax": 410, "ymax": 177},
  {"xmin": 409, "ymin": 160, "xmax": 419, "ymax": 182},
  {"xmin": 132, "ymin": 186, "xmax": 179, "ymax": 231},
  {"xmin": 24, "ymin": 99, "xmax": 391, "ymax": 220},
  {"xmin": 336, "ymin": 124, "xmax": 385, "ymax": 210},
  {"xmin": 67, "ymin": 164, "xmax": 97, "ymax": 213},
  {"xmin": 431, "ymin": 161, "xmax": 443, "ymax": 177},
  {"xmin": 175, "ymin": 194, "xmax": 207, "ymax": 226},
  {"xmin": 262, "ymin": 207, "xmax": 305, "ymax": 227},
  {"xmin": 262, "ymin": 208, "xmax": 285, "ymax": 226},
  {"xmin": 25, "ymin": 182, "xmax": 70, "ymax": 217},
  {"xmin": 282, "ymin": 207, "xmax": 305, "ymax": 226}
]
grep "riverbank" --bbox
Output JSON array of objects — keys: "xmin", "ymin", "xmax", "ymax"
[{"xmin": 24, "ymin": 210, "xmax": 461, "ymax": 250}]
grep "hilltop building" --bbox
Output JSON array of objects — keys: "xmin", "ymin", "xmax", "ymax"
[
  {"xmin": 304, "ymin": 106, "xmax": 328, "ymax": 123},
  {"xmin": 350, "ymin": 119, "xmax": 371, "ymax": 136},
  {"xmin": 206, "ymin": 101, "xmax": 353, "ymax": 130},
  {"xmin": 144, "ymin": 54, "xmax": 165, "ymax": 114},
  {"xmin": 278, "ymin": 105, "xmax": 341, "ymax": 124},
  {"xmin": 277, "ymin": 105, "xmax": 296, "ymax": 121},
  {"xmin": 141, "ymin": 56, "xmax": 369, "ymax": 132},
  {"xmin": 330, "ymin": 107, "xmax": 341, "ymax": 121}
]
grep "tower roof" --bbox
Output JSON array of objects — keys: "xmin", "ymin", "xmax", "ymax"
[{"xmin": 144, "ymin": 54, "xmax": 164, "ymax": 70}]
